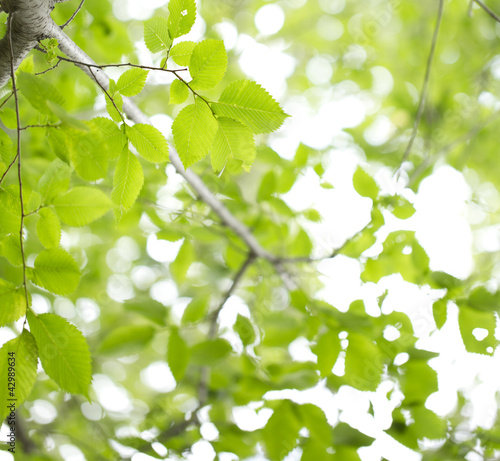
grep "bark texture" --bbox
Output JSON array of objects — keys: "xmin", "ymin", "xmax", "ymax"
[{"xmin": 0, "ymin": 0, "xmax": 58, "ymax": 87}]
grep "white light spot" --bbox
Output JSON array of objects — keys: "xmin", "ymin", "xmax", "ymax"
[
  {"xmin": 141, "ymin": 361, "xmax": 176, "ymax": 392},
  {"xmin": 76, "ymin": 298, "xmax": 100, "ymax": 323},
  {"xmin": 131, "ymin": 266, "xmax": 157, "ymax": 290},
  {"xmin": 383, "ymin": 325, "xmax": 401, "ymax": 341},
  {"xmin": 319, "ymin": 0, "xmax": 345, "ymax": 14},
  {"xmin": 59, "ymin": 445, "xmax": 85, "ymax": 461},
  {"xmin": 81, "ymin": 402, "xmax": 103, "ymax": 421},
  {"xmin": 255, "ymin": 4, "xmax": 285, "ymax": 36},
  {"xmin": 364, "ymin": 115, "xmax": 395, "ymax": 146},
  {"xmin": 371, "ymin": 66, "xmax": 393, "ymax": 96},
  {"xmin": 232, "ymin": 405, "xmax": 272, "ymax": 431},
  {"xmin": 29, "ymin": 400, "xmax": 57, "ymax": 424},
  {"xmin": 200, "ymin": 422, "xmax": 219, "ymax": 441},
  {"xmin": 317, "ymin": 16, "xmax": 344, "ymax": 41},
  {"xmin": 150, "ymin": 280, "xmax": 179, "ymax": 306},
  {"xmin": 93, "ymin": 375, "xmax": 132, "ymax": 414},
  {"xmin": 306, "ymin": 56, "xmax": 333, "ymax": 85},
  {"xmin": 215, "ymin": 21, "xmax": 238, "ymax": 50},
  {"xmin": 31, "ymin": 294, "xmax": 51, "ymax": 314},
  {"xmin": 147, "ymin": 234, "xmax": 183, "ymax": 263},
  {"xmin": 107, "ymin": 275, "xmax": 135, "ymax": 302},
  {"xmin": 54, "ymin": 298, "xmax": 76, "ymax": 319},
  {"xmin": 472, "ymin": 328, "xmax": 489, "ymax": 341}
]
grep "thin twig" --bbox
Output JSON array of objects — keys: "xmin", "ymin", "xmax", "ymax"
[
  {"xmin": 61, "ymin": 0, "xmax": 85, "ymax": 29},
  {"xmin": 473, "ymin": 0, "xmax": 500, "ymax": 22},
  {"xmin": 397, "ymin": 0, "xmax": 444, "ymax": 172},
  {"xmin": 8, "ymin": 14, "xmax": 30, "ymax": 312}
]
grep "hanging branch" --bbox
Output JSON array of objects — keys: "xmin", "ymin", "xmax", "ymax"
[
  {"xmin": 472, "ymin": 0, "xmax": 500, "ymax": 22},
  {"xmin": 7, "ymin": 13, "xmax": 29, "ymax": 311},
  {"xmin": 397, "ymin": 0, "xmax": 445, "ymax": 172}
]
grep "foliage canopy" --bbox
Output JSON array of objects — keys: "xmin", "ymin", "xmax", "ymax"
[{"xmin": 1, "ymin": 0, "xmax": 500, "ymax": 460}]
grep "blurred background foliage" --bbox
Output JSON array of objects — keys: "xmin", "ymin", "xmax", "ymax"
[{"xmin": 3, "ymin": 0, "xmax": 500, "ymax": 460}]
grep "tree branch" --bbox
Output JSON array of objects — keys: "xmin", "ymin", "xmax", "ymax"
[
  {"xmin": 472, "ymin": 0, "xmax": 500, "ymax": 22},
  {"xmin": 397, "ymin": 0, "xmax": 444, "ymax": 171}
]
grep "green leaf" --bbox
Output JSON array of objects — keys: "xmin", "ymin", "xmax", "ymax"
[
  {"xmin": 458, "ymin": 305, "xmax": 497, "ymax": 355},
  {"xmin": 0, "ymin": 279, "xmax": 26, "ymax": 326},
  {"xmin": 144, "ymin": 16, "xmax": 172, "ymax": 53},
  {"xmin": 181, "ymin": 296, "xmax": 209, "ymax": 325},
  {"xmin": 18, "ymin": 72, "xmax": 65, "ymax": 114},
  {"xmin": 211, "ymin": 117, "xmax": 256, "ymax": 173},
  {"xmin": 312, "ymin": 330, "xmax": 341, "ymax": 378},
  {"xmin": 53, "ymin": 187, "xmax": 112, "ymax": 227},
  {"xmin": 116, "ymin": 68, "xmax": 149, "ymax": 97},
  {"xmin": 172, "ymin": 100, "xmax": 218, "ymax": 168},
  {"xmin": 343, "ymin": 333, "xmax": 383, "ymax": 391},
  {"xmin": 189, "ymin": 39, "xmax": 228, "ymax": 90},
  {"xmin": 38, "ymin": 159, "xmax": 71, "ymax": 202},
  {"xmin": 468, "ymin": 286, "xmax": 500, "ymax": 312},
  {"xmin": 332, "ymin": 422, "xmax": 374, "ymax": 447},
  {"xmin": 36, "ymin": 207, "xmax": 61, "ymax": 249},
  {"xmin": 170, "ymin": 239, "xmax": 194, "ymax": 283},
  {"xmin": 1, "ymin": 234, "xmax": 23, "ymax": 267},
  {"xmin": 432, "ymin": 298, "xmax": 447, "ymax": 330},
  {"xmin": 91, "ymin": 117, "xmax": 126, "ymax": 160},
  {"xmin": 0, "ymin": 128, "xmax": 13, "ymax": 165},
  {"xmin": 400, "ymin": 360, "xmax": 438, "ymax": 405},
  {"xmin": 29, "ymin": 248, "xmax": 80, "ymax": 295},
  {"xmin": 262, "ymin": 400, "xmax": 301, "ymax": 461},
  {"xmin": 169, "ymin": 79, "xmax": 189, "ymax": 105},
  {"xmin": 169, "ymin": 41, "xmax": 196, "ymax": 66},
  {"xmin": 0, "ymin": 108, "xmax": 17, "ymax": 129},
  {"xmin": 212, "ymin": 80, "xmax": 288, "ymax": 134},
  {"xmin": 234, "ymin": 314, "xmax": 256, "ymax": 346},
  {"xmin": 168, "ymin": 0, "xmax": 196, "ymax": 38},
  {"xmin": 168, "ymin": 328, "xmax": 190, "ymax": 381},
  {"xmin": 27, "ymin": 312, "xmax": 92, "ymax": 396},
  {"xmin": 99, "ymin": 325, "xmax": 156, "ymax": 355},
  {"xmin": 391, "ymin": 195, "xmax": 416, "ymax": 219},
  {"xmin": 111, "ymin": 148, "xmax": 144, "ymax": 221},
  {"xmin": 0, "ymin": 330, "xmax": 38, "ymax": 422},
  {"xmin": 353, "ymin": 166, "xmax": 379, "ymax": 200},
  {"xmin": 69, "ymin": 129, "xmax": 109, "ymax": 181},
  {"xmin": 191, "ymin": 338, "xmax": 232, "ymax": 365},
  {"xmin": 126, "ymin": 123, "xmax": 169, "ymax": 163}
]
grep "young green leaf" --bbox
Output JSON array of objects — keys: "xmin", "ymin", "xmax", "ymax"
[
  {"xmin": 36, "ymin": 207, "xmax": 61, "ymax": 249},
  {"xmin": 0, "ymin": 279, "xmax": 26, "ymax": 326},
  {"xmin": 69, "ymin": 130, "xmax": 109, "ymax": 182},
  {"xmin": 189, "ymin": 39, "xmax": 227, "ymax": 90},
  {"xmin": 169, "ymin": 79, "xmax": 189, "ymax": 105},
  {"xmin": 53, "ymin": 187, "xmax": 112, "ymax": 227},
  {"xmin": 262, "ymin": 400, "xmax": 301, "ymax": 461},
  {"xmin": 234, "ymin": 314, "xmax": 256, "ymax": 346},
  {"xmin": 112, "ymin": 148, "xmax": 144, "ymax": 221},
  {"xmin": 90, "ymin": 117, "xmax": 126, "ymax": 160},
  {"xmin": 18, "ymin": 72, "xmax": 65, "ymax": 114},
  {"xmin": 1, "ymin": 234, "xmax": 23, "ymax": 267},
  {"xmin": 0, "ymin": 330, "xmax": 38, "ymax": 422},
  {"xmin": 353, "ymin": 166, "xmax": 379, "ymax": 200},
  {"xmin": 99, "ymin": 325, "xmax": 156, "ymax": 355},
  {"xmin": 144, "ymin": 16, "xmax": 172, "ymax": 53},
  {"xmin": 312, "ymin": 330, "xmax": 341, "ymax": 378},
  {"xmin": 126, "ymin": 124, "xmax": 169, "ymax": 163},
  {"xmin": 168, "ymin": 0, "xmax": 196, "ymax": 39},
  {"xmin": 169, "ymin": 41, "xmax": 196, "ymax": 66},
  {"xmin": 212, "ymin": 80, "xmax": 289, "ymax": 134},
  {"xmin": 116, "ymin": 68, "xmax": 149, "ymax": 97},
  {"xmin": 211, "ymin": 117, "xmax": 256, "ymax": 173},
  {"xmin": 181, "ymin": 296, "xmax": 209, "ymax": 325},
  {"xmin": 0, "ymin": 128, "xmax": 13, "ymax": 165},
  {"xmin": 0, "ymin": 108, "xmax": 17, "ymax": 129},
  {"xmin": 168, "ymin": 328, "xmax": 190, "ymax": 382},
  {"xmin": 191, "ymin": 338, "xmax": 232, "ymax": 364},
  {"xmin": 170, "ymin": 239, "xmax": 194, "ymax": 283},
  {"xmin": 27, "ymin": 312, "xmax": 92, "ymax": 396},
  {"xmin": 29, "ymin": 248, "xmax": 80, "ymax": 295},
  {"xmin": 172, "ymin": 100, "xmax": 218, "ymax": 168},
  {"xmin": 38, "ymin": 159, "xmax": 71, "ymax": 202},
  {"xmin": 344, "ymin": 333, "xmax": 383, "ymax": 391}
]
